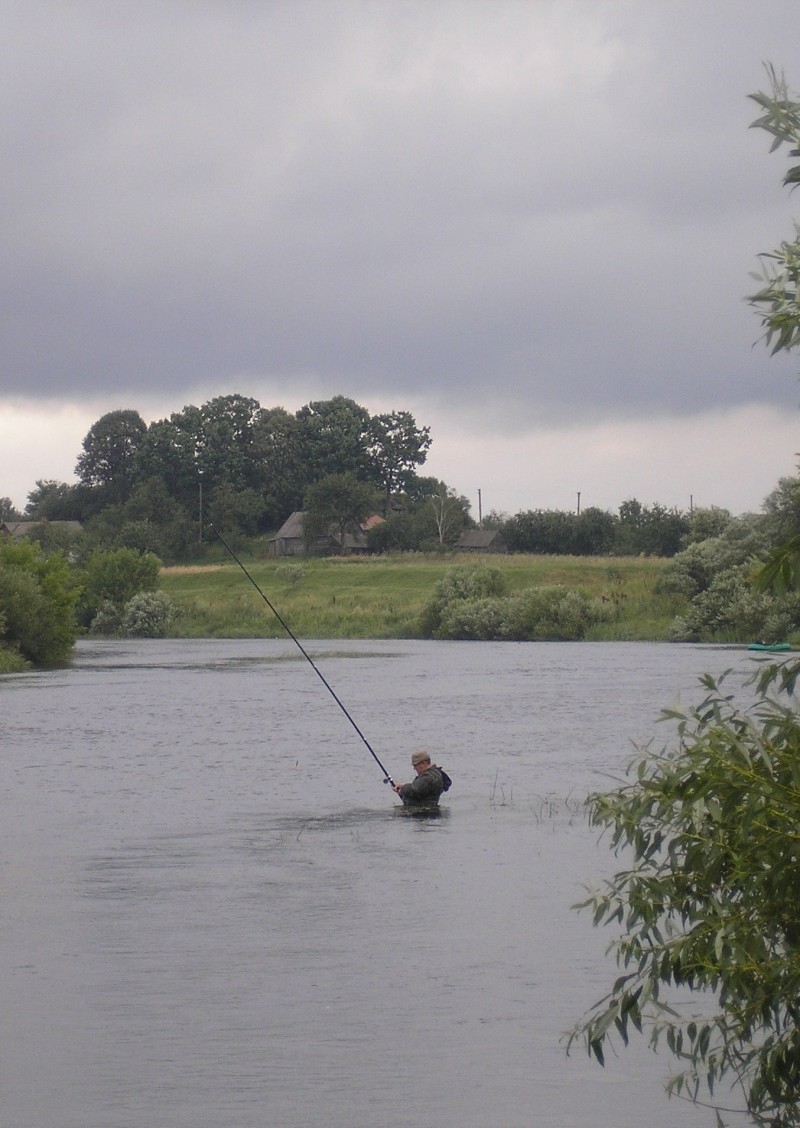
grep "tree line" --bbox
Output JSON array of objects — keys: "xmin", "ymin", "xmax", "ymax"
[
  {"xmin": 12, "ymin": 393, "xmax": 458, "ymax": 560},
  {"xmin": 1, "ymin": 389, "xmax": 743, "ymax": 562}
]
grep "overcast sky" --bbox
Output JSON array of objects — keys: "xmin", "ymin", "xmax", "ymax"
[{"xmin": 3, "ymin": 0, "xmax": 800, "ymax": 517}]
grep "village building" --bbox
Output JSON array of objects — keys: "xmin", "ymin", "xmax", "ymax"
[
  {"xmin": 455, "ymin": 529, "xmax": 508, "ymax": 554},
  {"xmin": 1, "ymin": 519, "xmax": 83, "ymax": 540},
  {"xmin": 267, "ymin": 511, "xmax": 383, "ymax": 557}
]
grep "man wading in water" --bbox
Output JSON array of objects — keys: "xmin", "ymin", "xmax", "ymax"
[{"xmin": 393, "ymin": 750, "xmax": 451, "ymax": 811}]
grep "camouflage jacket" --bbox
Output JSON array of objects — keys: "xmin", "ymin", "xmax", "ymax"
[{"xmin": 398, "ymin": 765, "xmax": 446, "ymax": 807}]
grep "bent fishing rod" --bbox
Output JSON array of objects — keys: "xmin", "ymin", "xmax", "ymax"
[{"xmin": 209, "ymin": 524, "xmax": 395, "ymax": 787}]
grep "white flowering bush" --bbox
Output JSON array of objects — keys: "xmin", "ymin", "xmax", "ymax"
[{"xmin": 121, "ymin": 590, "xmax": 177, "ymax": 638}]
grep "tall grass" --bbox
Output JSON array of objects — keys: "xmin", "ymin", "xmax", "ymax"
[{"xmin": 159, "ymin": 553, "xmax": 683, "ymax": 640}]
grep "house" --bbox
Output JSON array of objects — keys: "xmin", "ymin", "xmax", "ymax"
[
  {"xmin": 268, "ymin": 511, "xmax": 383, "ymax": 557},
  {"xmin": 1, "ymin": 519, "xmax": 83, "ymax": 540},
  {"xmin": 455, "ymin": 529, "xmax": 508, "ymax": 554},
  {"xmin": 1, "ymin": 521, "xmax": 42, "ymax": 539},
  {"xmin": 267, "ymin": 511, "xmax": 307, "ymax": 556}
]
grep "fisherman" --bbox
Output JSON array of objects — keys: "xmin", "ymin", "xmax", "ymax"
[{"xmin": 393, "ymin": 749, "xmax": 451, "ymax": 810}]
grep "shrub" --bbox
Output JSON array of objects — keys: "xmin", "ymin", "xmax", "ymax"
[
  {"xmin": 78, "ymin": 547, "xmax": 161, "ymax": 627},
  {"xmin": 0, "ymin": 645, "xmax": 28, "ymax": 672},
  {"xmin": 668, "ymin": 563, "xmax": 800, "ymax": 642},
  {"xmin": 433, "ymin": 584, "xmax": 612, "ymax": 641},
  {"xmin": 0, "ymin": 540, "xmax": 79, "ymax": 666},
  {"xmin": 419, "ymin": 565, "xmax": 507, "ymax": 636},
  {"xmin": 121, "ymin": 590, "xmax": 177, "ymax": 637},
  {"xmin": 88, "ymin": 599, "xmax": 125, "ymax": 636},
  {"xmin": 90, "ymin": 590, "xmax": 178, "ymax": 638}
]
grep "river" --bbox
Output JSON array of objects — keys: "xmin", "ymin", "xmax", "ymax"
[{"xmin": 1, "ymin": 638, "xmax": 760, "ymax": 1128}]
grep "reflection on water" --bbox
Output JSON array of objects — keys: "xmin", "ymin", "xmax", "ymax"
[{"xmin": 0, "ymin": 639, "xmax": 757, "ymax": 1128}]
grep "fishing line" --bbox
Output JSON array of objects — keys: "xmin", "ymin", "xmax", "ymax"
[{"xmin": 209, "ymin": 524, "xmax": 395, "ymax": 787}]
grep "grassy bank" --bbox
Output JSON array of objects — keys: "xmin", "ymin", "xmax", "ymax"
[{"xmin": 159, "ymin": 553, "xmax": 684, "ymax": 640}]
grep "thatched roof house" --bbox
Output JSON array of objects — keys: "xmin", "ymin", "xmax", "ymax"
[
  {"xmin": 1, "ymin": 519, "xmax": 83, "ymax": 540},
  {"xmin": 455, "ymin": 529, "xmax": 508, "ymax": 554},
  {"xmin": 268, "ymin": 511, "xmax": 307, "ymax": 556},
  {"xmin": 267, "ymin": 511, "xmax": 383, "ymax": 557}
]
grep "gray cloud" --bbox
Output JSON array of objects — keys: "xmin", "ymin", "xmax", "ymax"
[{"xmin": 2, "ymin": 0, "xmax": 800, "ymax": 429}]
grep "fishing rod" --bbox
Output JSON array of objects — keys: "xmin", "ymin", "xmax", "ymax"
[{"xmin": 209, "ymin": 524, "xmax": 395, "ymax": 787}]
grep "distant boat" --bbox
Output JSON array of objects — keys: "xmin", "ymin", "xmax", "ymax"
[{"xmin": 747, "ymin": 641, "xmax": 792, "ymax": 652}]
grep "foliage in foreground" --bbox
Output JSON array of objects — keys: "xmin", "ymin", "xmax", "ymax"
[
  {"xmin": 570, "ymin": 659, "xmax": 800, "ymax": 1127},
  {"xmin": 0, "ymin": 539, "xmax": 79, "ymax": 666}
]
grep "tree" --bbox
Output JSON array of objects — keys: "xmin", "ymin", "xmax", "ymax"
[
  {"xmin": 569, "ymin": 662, "xmax": 800, "ymax": 1127},
  {"xmin": 0, "ymin": 497, "xmax": 21, "ymax": 522},
  {"xmin": 366, "ymin": 410, "xmax": 432, "ymax": 508},
  {"xmin": 749, "ymin": 66, "xmax": 800, "ymax": 353},
  {"xmin": 615, "ymin": 499, "xmax": 690, "ymax": 556},
  {"xmin": 251, "ymin": 406, "xmax": 307, "ymax": 526},
  {"xmin": 425, "ymin": 482, "xmax": 470, "ymax": 545},
  {"xmin": 504, "ymin": 508, "xmax": 578, "ymax": 554},
  {"xmin": 0, "ymin": 539, "xmax": 79, "ymax": 666},
  {"xmin": 762, "ymin": 474, "xmax": 800, "ymax": 545},
  {"xmin": 25, "ymin": 479, "xmax": 87, "ymax": 520},
  {"xmin": 77, "ymin": 547, "xmax": 160, "ymax": 629},
  {"xmin": 196, "ymin": 394, "xmax": 264, "ymax": 491},
  {"xmin": 75, "ymin": 410, "xmax": 148, "ymax": 503},
  {"xmin": 683, "ymin": 506, "xmax": 734, "ymax": 547},
  {"xmin": 302, "ymin": 472, "xmax": 379, "ymax": 552},
  {"xmin": 205, "ymin": 481, "xmax": 264, "ymax": 540},
  {"xmin": 418, "ymin": 565, "xmax": 507, "ymax": 637},
  {"xmin": 574, "ymin": 506, "xmax": 616, "ymax": 555},
  {"xmin": 137, "ymin": 414, "xmax": 201, "ymax": 502},
  {"xmin": 82, "ymin": 477, "xmax": 196, "ymax": 562},
  {"xmin": 295, "ymin": 396, "xmax": 372, "ymax": 483}
]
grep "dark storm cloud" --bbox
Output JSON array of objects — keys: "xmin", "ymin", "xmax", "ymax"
[{"xmin": 2, "ymin": 0, "xmax": 800, "ymax": 427}]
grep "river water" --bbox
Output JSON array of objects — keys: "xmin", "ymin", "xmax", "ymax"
[{"xmin": 1, "ymin": 638, "xmax": 762, "ymax": 1128}]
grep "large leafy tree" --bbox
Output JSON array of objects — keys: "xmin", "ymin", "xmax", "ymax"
[
  {"xmin": 0, "ymin": 497, "xmax": 21, "ymax": 522},
  {"xmin": 295, "ymin": 396, "xmax": 372, "ymax": 483},
  {"xmin": 303, "ymin": 472, "xmax": 379, "ymax": 551},
  {"xmin": 251, "ymin": 406, "xmax": 307, "ymax": 525},
  {"xmin": 366, "ymin": 410, "xmax": 432, "ymax": 508},
  {"xmin": 25, "ymin": 479, "xmax": 87, "ymax": 521},
  {"xmin": 196, "ymin": 394, "xmax": 264, "ymax": 491},
  {"xmin": 75, "ymin": 409, "xmax": 148, "ymax": 503},
  {"xmin": 0, "ymin": 539, "xmax": 79, "ymax": 666},
  {"xmin": 137, "ymin": 414, "xmax": 202, "ymax": 502}
]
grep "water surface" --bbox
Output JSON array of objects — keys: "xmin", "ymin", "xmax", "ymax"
[{"xmin": 1, "ymin": 639, "xmax": 759, "ymax": 1127}]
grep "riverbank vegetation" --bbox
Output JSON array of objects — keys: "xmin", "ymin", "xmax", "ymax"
[
  {"xmin": 5, "ymin": 491, "xmax": 800, "ymax": 666},
  {"xmin": 158, "ymin": 553, "xmax": 681, "ymax": 640}
]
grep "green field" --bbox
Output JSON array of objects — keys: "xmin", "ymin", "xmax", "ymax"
[{"xmin": 159, "ymin": 552, "xmax": 684, "ymax": 640}]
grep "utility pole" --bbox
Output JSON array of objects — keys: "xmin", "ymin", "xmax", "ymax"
[
  {"xmin": 478, "ymin": 488, "xmax": 482, "ymax": 527},
  {"xmin": 576, "ymin": 491, "xmax": 581, "ymax": 516}
]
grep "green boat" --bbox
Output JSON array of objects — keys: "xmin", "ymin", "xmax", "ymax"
[{"xmin": 747, "ymin": 641, "xmax": 792, "ymax": 652}]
